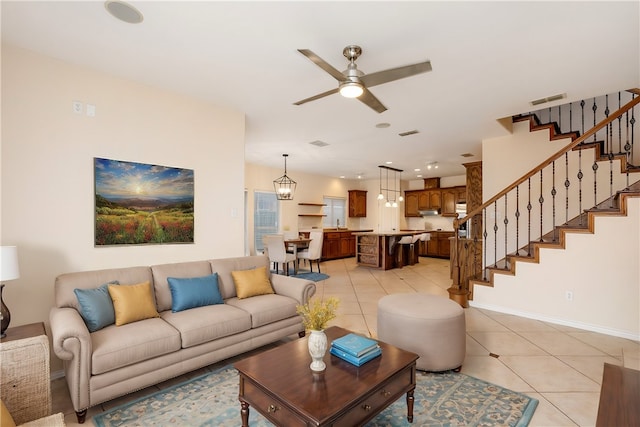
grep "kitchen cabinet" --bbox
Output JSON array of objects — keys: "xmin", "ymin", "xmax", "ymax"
[
  {"xmin": 404, "ymin": 191, "xmax": 420, "ymax": 217},
  {"xmin": 418, "ymin": 190, "xmax": 441, "ymax": 210},
  {"xmin": 348, "ymin": 190, "xmax": 367, "ymax": 217},
  {"xmin": 339, "ymin": 233, "xmax": 356, "ymax": 257},
  {"xmin": 438, "ymin": 233, "xmax": 454, "ymax": 257},
  {"xmin": 419, "ymin": 231, "xmax": 455, "ymax": 259},
  {"xmin": 456, "ymin": 186, "xmax": 467, "ymax": 203},
  {"xmin": 441, "ymin": 189, "xmax": 457, "ymax": 216},
  {"xmin": 322, "ymin": 230, "xmax": 359, "ymax": 260}
]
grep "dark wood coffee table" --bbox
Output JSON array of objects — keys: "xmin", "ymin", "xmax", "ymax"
[{"xmin": 234, "ymin": 326, "xmax": 418, "ymax": 426}]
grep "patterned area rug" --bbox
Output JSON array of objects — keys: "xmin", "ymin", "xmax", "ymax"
[{"xmin": 93, "ymin": 365, "xmax": 537, "ymax": 427}]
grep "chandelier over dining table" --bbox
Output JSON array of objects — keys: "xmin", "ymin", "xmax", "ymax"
[
  {"xmin": 377, "ymin": 165, "xmax": 403, "ymax": 207},
  {"xmin": 273, "ymin": 154, "xmax": 297, "ymax": 200}
]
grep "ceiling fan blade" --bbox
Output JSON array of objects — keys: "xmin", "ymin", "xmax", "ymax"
[
  {"xmin": 360, "ymin": 60, "xmax": 432, "ymax": 88},
  {"xmin": 298, "ymin": 49, "xmax": 345, "ymax": 81},
  {"xmin": 358, "ymin": 88, "xmax": 387, "ymax": 113},
  {"xmin": 293, "ymin": 87, "xmax": 340, "ymax": 106}
]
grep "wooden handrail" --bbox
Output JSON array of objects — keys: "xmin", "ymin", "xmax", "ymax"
[{"xmin": 456, "ymin": 93, "xmax": 640, "ymax": 227}]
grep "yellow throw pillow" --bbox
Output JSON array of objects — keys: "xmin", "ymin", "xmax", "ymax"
[
  {"xmin": 0, "ymin": 400, "xmax": 16, "ymax": 427},
  {"xmin": 108, "ymin": 281, "xmax": 160, "ymax": 326},
  {"xmin": 231, "ymin": 266, "xmax": 274, "ymax": 299}
]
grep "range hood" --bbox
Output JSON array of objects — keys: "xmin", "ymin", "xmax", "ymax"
[{"xmin": 419, "ymin": 209, "xmax": 440, "ymax": 216}]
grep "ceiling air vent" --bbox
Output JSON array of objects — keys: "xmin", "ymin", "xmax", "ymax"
[
  {"xmin": 460, "ymin": 153, "xmax": 474, "ymax": 158},
  {"xmin": 530, "ymin": 93, "xmax": 567, "ymax": 106},
  {"xmin": 309, "ymin": 140, "xmax": 329, "ymax": 147},
  {"xmin": 398, "ymin": 130, "xmax": 419, "ymax": 137}
]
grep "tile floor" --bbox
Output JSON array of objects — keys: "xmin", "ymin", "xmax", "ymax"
[{"xmin": 52, "ymin": 257, "xmax": 640, "ymax": 427}]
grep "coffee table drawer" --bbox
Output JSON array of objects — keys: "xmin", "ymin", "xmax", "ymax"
[
  {"xmin": 242, "ymin": 380, "xmax": 308, "ymax": 426},
  {"xmin": 334, "ymin": 367, "xmax": 414, "ymax": 426}
]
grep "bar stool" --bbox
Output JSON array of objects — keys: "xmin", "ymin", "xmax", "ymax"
[{"xmin": 396, "ymin": 234, "xmax": 420, "ymax": 267}]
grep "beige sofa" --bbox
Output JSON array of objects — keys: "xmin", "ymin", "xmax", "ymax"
[{"xmin": 49, "ymin": 256, "xmax": 315, "ymax": 423}]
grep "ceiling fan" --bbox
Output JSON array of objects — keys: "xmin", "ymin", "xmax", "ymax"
[{"xmin": 293, "ymin": 45, "xmax": 432, "ymax": 113}]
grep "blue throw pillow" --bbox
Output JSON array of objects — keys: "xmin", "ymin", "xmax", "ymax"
[
  {"xmin": 74, "ymin": 281, "xmax": 119, "ymax": 332},
  {"xmin": 167, "ymin": 273, "xmax": 223, "ymax": 313}
]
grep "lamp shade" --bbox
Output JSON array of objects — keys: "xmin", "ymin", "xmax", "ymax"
[{"xmin": 1, "ymin": 246, "xmax": 20, "ymax": 282}]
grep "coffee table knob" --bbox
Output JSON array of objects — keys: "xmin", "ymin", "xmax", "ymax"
[
  {"xmin": 267, "ymin": 404, "xmax": 279, "ymax": 413},
  {"xmin": 362, "ymin": 404, "xmax": 371, "ymax": 411},
  {"xmin": 382, "ymin": 390, "xmax": 391, "ymax": 397}
]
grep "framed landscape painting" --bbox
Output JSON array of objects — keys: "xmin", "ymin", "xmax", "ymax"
[{"xmin": 94, "ymin": 158, "xmax": 194, "ymax": 246}]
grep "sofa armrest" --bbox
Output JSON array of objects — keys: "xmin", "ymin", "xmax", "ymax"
[
  {"xmin": 270, "ymin": 275, "xmax": 316, "ymax": 304},
  {"xmin": 49, "ymin": 307, "xmax": 92, "ymax": 412}
]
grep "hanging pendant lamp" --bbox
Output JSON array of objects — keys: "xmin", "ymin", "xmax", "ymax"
[{"xmin": 273, "ymin": 154, "xmax": 297, "ymax": 200}]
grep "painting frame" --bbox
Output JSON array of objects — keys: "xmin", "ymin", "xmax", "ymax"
[{"xmin": 94, "ymin": 157, "xmax": 194, "ymax": 246}]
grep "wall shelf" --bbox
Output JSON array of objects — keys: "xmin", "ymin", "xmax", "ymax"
[{"xmin": 298, "ymin": 203, "xmax": 326, "ymax": 229}]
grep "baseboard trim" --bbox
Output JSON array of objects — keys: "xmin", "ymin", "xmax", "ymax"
[{"xmin": 469, "ymin": 301, "xmax": 640, "ymax": 341}]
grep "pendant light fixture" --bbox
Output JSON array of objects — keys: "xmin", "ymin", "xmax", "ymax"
[
  {"xmin": 378, "ymin": 165, "xmax": 403, "ymax": 208},
  {"xmin": 273, "ymin": 154, "xmax": 297, "ymax": 200}
]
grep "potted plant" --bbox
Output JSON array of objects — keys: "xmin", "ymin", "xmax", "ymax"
[{"xmin": 296, "ymin": 297, "xmax": 339, "ymax": 372}]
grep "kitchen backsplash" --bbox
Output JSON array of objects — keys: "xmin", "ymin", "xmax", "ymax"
[{"xmin": 406, "ymin": 216, "xmax": 454, "ymax": 231}]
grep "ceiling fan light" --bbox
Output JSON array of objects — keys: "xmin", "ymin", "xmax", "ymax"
[{"xmin": 339, "ymin": 81, "xmax": 363, "ymax": 98}]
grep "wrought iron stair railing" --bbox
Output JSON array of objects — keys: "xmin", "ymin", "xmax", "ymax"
[{"xmin": 450, "ymin": 89, "xmax": 640, "ymax": 305}]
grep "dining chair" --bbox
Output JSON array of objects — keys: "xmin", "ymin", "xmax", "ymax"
[
  {"xmin": 266, "ymin": 234, "xmax": 297, "ymax": 275},
  {"xmin": 297, "ymin": 230, "xmax": 324, "ymax": 273}
]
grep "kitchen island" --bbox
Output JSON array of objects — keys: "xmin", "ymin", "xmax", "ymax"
[{"xmin": 353, "ymin": 231, "xmax": 424, "ymax": 270}]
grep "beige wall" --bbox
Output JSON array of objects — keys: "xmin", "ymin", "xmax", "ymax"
[{"xmin": 1, "ymin": 46, "xmax": 246, "ymax": 372}]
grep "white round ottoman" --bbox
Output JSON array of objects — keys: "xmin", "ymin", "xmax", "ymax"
[{"xmin": 377, "ymin": 293, "xmax": 466, "ymax": 372}]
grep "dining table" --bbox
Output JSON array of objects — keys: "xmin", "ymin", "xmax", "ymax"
[{"xmin": 284, "ymin": 237, "xmax": 312, "ymax": 274}]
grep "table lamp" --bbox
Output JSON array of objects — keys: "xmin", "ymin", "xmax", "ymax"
[{"xmin": 1, "ymin": 246, "xmax": 20, "ymax": 338}]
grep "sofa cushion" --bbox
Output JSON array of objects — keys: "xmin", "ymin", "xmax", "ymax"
[
  {"xmin": 74, "ymin": 281, "xmax": 118, "ymax": 332},
  {"xmin": 151, "ymin": 261, "xmax": 213, "ymax": 312},
  {"xmin": 0, "ymin": 399, "xmax": 16, "ymax": 427},
  {"xmin": 209, "ymin": 256, "xmax": 270, "ymax": 299},
  {"xmin": 108, "ymin": 281, "xmax": 160, "ymax": 326},
  {"xmin": 231, "ymin": 266, "xmax": 274, "ymax": 299},
  {"xmin": 226, "ymin": 294, "xmax": 299, "ymax": 328},
  {"xmin": 160, "ymin": 304, "xmax": 251, "ymax": 348},
  {"xmin": 167, "ymin": 273, "xmax": 223, "ymax": 312},
  {"xmin": 91, "ymin": 317, "xmax": 181, "ymax": 375},
  {"xmin": 55, "ymin": 266, "xmax": 152, "ymax": 310}
]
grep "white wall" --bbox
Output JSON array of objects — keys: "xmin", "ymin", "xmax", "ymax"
[
  {"xmin": 473, "ymin": 198, "xmax": 640, "ymax": 340},
  {"xmin": 474, "ymin": 120, "xmax": 640, "ymax": 339},
  {"xmin": 1, "ymin": 45, "xmax": 246, "ymax": 370}
]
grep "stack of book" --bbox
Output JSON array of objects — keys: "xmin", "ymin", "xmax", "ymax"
[{"xmin": 330, "ymin": 333, "xmax": 382, "ymax": 366}]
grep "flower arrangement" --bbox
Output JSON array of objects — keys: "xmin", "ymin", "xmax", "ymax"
[{"xmin": 296, "ymin": 297, "xmax": 340, "ymax": 331}]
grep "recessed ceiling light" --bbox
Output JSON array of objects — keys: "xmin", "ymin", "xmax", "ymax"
[
  {"xmin": 339, "ymin": 175, "xmax": 345, "ymax": 179},
  {"xmin": 385, "ymin": 161, "xmax": 393, "ymax": 164},
  {"xmin": 416, "ymin": 174, "xmax": 423, "ymax": 178},
  {"xmin": 376, "ymin": 122, "xmax": 391, "ymax": 128},
  {"xmin": 105, "ymin": 0, "xmax": 143, "ymax": 24},
  {"xmin": 414, "ymin": 168, "xmax": 421, "ymax": 172}
]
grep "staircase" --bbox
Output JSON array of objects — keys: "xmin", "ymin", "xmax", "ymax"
[{"xmin": 451, "ymin": 90, "xmax": 640, "ymax": 309}]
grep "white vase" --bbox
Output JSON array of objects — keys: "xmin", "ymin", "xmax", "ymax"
[{"xmin": 308, "ymin": 329, "xmax": 327, "ymax": 372}]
